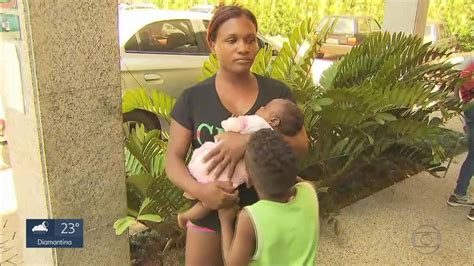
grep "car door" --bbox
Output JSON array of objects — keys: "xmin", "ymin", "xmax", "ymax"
[{"xmin": 120, "ymin": 19, "xmax": 209, "ymax": 98}]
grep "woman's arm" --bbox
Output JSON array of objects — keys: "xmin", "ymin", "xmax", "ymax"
[
  {"xmin": 166, "ymin": 119, "xmax": 238, "ymax": 209},
  {"xmin": 283, "ymin": 126, "xmax": 309, "ymax": 158},
  {"xmin": 204, "ymin": 126, "xmax": 309, "ymax": 179}
]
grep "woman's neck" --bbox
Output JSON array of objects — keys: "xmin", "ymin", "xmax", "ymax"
[{"xmin": 216, "ymin": 70, "xmax": 254, "ymax": 87}]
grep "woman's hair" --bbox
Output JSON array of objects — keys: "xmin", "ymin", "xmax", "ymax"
[
  {"xmin": 206, "ymin": 5, "xmax": 258, "ymax": 46},
  {"xmin": 275, "ymin": 100, "xmax": 304, "ymax": 137},
  {"xmin": 245, "ymin": 129, "xmax": 298, "ymax": 198}
]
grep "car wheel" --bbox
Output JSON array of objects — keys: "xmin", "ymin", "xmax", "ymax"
[{"xmin": 123, "ymin": 109, "xmax": 162, "ymax": 132}]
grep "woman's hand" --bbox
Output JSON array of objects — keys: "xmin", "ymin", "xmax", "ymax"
[
  {"xmin": 203, "ymin": 132, "xmax": 250, "ymax": 180},
  {"xmin": 197, "ymin": 181, "xmax": 239, "ymax": 210},
  {"xmin": 283, "ymin": 126, "xmax": 309, "ymax": 157}
]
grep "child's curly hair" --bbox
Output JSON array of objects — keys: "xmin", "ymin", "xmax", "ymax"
[{"xmin": 245, "ymin": 129, "xmax": 298, "ymax": 197}]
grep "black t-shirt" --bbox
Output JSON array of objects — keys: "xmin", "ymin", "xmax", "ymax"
[{"xmin": 171, "ymin": 73, "xmax": 293, "ymax": 230}]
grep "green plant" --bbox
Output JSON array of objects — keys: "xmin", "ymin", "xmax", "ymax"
[
  {"xmin": 201, "ymin": 20, "xmax": 461, "ymax": 191},
  {"xmin": 116, "ymin": 89, "xmax": 188, "ymax": 238},
  {"xmin": 311, "ymin": 32, "xmax": 461, "ymax": 183},
  {"xmin": 123, "ymin": 88, "xmax": 176, "ymax": 127},
  {"xmin": 114, "ymin": 198, "xmax": 163, "ymax": 235}
]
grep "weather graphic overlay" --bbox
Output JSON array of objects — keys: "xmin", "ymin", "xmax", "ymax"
[{"xmin": 26, "ymin": 219, "xmax": 83, "ymax": 248}]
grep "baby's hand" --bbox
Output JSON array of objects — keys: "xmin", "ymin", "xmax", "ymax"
[
  {"xmin": 221, "ymin": 117, "xmax": 242, "ymax": 132},
  {"xmin": 218, "ymin": 204, "xmax": 240, "ymax": 223}
]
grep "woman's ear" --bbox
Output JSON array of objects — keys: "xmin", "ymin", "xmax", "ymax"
[
  {"xmin": 209, "ymin": 40, "xmax": 216, "ymax": 53},
  {"xmin": 269, "ymin": 117, "xmax": 281, "ymax": 128}
]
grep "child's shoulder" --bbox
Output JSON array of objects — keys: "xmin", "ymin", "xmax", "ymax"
[{"xmin": 295, "ymin": 181, "xmax": 318, "ymax": 199}]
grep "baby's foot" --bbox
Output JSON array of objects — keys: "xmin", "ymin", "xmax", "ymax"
[{"xmin": 177, "ymin": 213, "xmax": 188, "ymax": 229}]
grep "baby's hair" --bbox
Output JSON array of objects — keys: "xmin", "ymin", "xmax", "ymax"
[
  {"xmin": 276, "ymin": 100, "xmax": 304, "ymax": 137},
  {"xmin": 245, "ymin": 129, "xmax": 297, "ymax": 197}
]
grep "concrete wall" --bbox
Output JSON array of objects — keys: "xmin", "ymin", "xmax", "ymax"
[{"xmin": 2, "ymin": 0, "xmax": 129, "ymax": 264}]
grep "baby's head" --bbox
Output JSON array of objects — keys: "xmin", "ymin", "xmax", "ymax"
[
  {"xmin": 245, "ymin": 129, "xmax": 298, "ymax": 198},
  {"xmin": 255, "ymin": 99, "xmax": 304, "ymax": 136}
]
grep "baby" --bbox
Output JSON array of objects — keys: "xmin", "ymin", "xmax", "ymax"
[{"xmin": 178, "ymin": 98, "xmax": 304, "ymax": 228}]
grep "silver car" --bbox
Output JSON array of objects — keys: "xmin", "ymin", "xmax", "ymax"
[
  {"xmin": 119, "ymin": 9, "xmax": 275, "ymax": 99},
  {"xmin": 119, "ymin": 10, "xmax": 213, "ymax": 99}
]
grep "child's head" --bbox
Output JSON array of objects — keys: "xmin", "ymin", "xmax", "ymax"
[
  {"xmin": 255, "ymin": 99, "xmax": 304, "ymax": 136},
  {"xmin": 245, "ymin": 129, "xmax": 298, "ymax": 198}
]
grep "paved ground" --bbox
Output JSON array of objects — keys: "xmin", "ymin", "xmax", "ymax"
[
  {"xmin": 318, "ymin": 152, "xmax": 473, "ymax": 265},
  {"xmin": 317, "ymin": 117, "xmax": 474, "ymax": 265}
]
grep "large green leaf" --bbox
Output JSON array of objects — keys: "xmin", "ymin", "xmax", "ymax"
[
  {"xmin": 113, "ymin": 216, "xmax": 137, "ymax": 235},
  {"xmin": 137, "ymin": 214, "xmax": 163, "ymax": 223},
  {"xmin": 122, "ymin": 88, "xmax": 176, "ymax": 123}
]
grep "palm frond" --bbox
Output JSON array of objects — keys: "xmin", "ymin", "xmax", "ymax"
[
  {"xmin": 122, "ymin": 88, "xmax": 176, "ymax": 123},
  {"xmin": 199, "ymin": 52, "xmax": 219, "ymax": 80}
]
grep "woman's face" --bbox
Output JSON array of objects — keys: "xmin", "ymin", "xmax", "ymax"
[{"xmin": 210, "ymin": 16, "xmax": 258, "ymax": 74}]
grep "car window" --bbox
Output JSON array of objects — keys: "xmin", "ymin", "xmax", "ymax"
[
  {"xmin": 125, "ymin": 19, "xmax": 201, "ymax": 54},
  {"xmin": 334, "ymin": 18, "xmax": 354, "ymax": 34},
  {"xmin": 369, "ymin": 19, "xmax": 381, "ymax": 32},
  {"xmin": 316, "ymin": 17, "xmax": 354, "ymax": 34},
  {"xmin": 124, "ymin": 33, "xmax": 140, "ymax": 51},
  {"xmin": 316, "ymin": 17, "xmax": 329, "ymax": 32},
  {"xmin": 317, "ymin": 17, "xmax": 354, "ymax": 34},
  {"xmin": 358, "ymin": 18, "xmax": 369, "ymax": 33}
]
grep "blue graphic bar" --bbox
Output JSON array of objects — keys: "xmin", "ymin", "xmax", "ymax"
[{"xmin": 26, "ymin": 219, "xmax": 83, "ymax": 248}]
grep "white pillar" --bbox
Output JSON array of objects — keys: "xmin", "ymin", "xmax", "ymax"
[{"xmin": 383, "ymin": 0, "xmax": 430, "ymax": 37}]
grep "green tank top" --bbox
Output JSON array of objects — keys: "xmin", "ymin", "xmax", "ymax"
[{"xmin": 245, "ymin": 182, "xmax": 320, "ymax": 266}]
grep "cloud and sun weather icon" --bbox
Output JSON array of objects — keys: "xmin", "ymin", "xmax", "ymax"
[
  {"xmin": 26, "ymin": 219, "xmax": 83, "ymax": 248},
  {"xmin": 31, "ymin": 221, "xmax": 49, "ymax": 233}
]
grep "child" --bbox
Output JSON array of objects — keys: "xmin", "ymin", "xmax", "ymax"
[
  {"xmin": 219, "ymin": 129, "xmax": 319, "ymax": 265},
  {"xmin": 178, "ymin": 99, "xmax": 304, "ymax": 228}
]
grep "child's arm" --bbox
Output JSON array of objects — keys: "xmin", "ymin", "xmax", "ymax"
[{"xmin": 219, "ymin": 208, "xmax": 256, "ymax": 266}]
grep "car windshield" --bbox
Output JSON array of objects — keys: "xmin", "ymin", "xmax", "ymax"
[{"xmin": 317, "ymin": 17, "xmax": 354, "ymax": 34}]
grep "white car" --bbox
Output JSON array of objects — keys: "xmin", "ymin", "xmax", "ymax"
[
  {"xmin": 189, "ymin": 4, "xmax": 216, "ymax": 14},
  {"xmin": 119, "ymin": 9, "xmax": 276, "ymax": 99},
  {"xmin": 424, "ymin": 21, "xmax": 458, "ymax": 51}
]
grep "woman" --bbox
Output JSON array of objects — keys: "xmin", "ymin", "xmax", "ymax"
[{"xmin": 166, "ymin": 5, "xmax": 308, "ymax": 265}]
